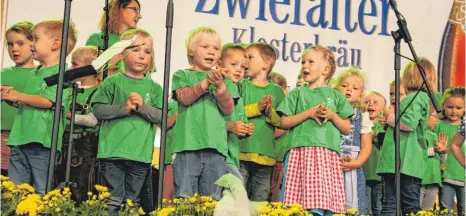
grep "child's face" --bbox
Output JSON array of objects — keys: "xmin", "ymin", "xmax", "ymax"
[
  {"xmin": 124, "ymin": 36, "xmax": 153, "ymax": 74},
  {"xmin": 120, "ymin": 0, "xmax": 141, "ymax": 30},
  {"xmin": 338, "ymin": 76, "xmax": 364, "ymax": 105},
  {"xmin": 191, "ymin": 33, "xmax": 221, "ymax": 71},
  {"xmin": 6, "ymin": 31, "xmax": 33, "ymax": 67},
  {"xmin": 389, "ymin": 84, "xmax": 407, "ymax": 106},
  {"xmin": 443, "ymin": 96, "xmax": 465, "ymax": 123},
  {"xmin": 363, "ymin": 94, "xmax": 386, "ymax": 120},
  {"xmin": 221, "ymin": 51, "xmax": 246, "ymax": 83},
  {"xmin": 245, "ymin": 47, "xmax": 267, "ymax": 78},
  {"xmin": 32, "ymin": 26, "xmax": 57, "ymax": 63},
  {"xmin": 301, "ymin": 50, "xmax": 328, "ymax": 84}
]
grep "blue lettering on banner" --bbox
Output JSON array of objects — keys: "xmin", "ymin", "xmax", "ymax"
[
  {"xmin": 233, "ymin": 26, "xmax": 361, "ymax": 67},
  {"xmin": 195, "ymin": 0, "xmax": 390, "ymax": 36}
]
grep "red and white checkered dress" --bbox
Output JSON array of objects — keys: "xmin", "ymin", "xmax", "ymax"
[{"xmin": 283, "ymin": 147, "xmax": 346, "ymax": 213}]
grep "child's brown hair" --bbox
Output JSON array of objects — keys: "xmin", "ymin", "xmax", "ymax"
[
  {"xmin": 335, "ymin": 67, "xmax": 366, "ymax": 90},
  {"xmin": 71, "ymin": 46, "xmax": 99, "ymax": 66},
  {"xmin": 185, "ymin": 27, "xmax": 220, "ymax": 66},
  {"xmin": 6, "ymin": 21, "xmax": 34, "ymax": 41},
  {"xmin": 401, "ymin": 57, "xmax": 438, "ymax": 93},
  {"xmin": 247, "ymin": 42, "xmax": 277, "ymax": 74},
  {"xmin": 33, "ymin": 20, "xmax": 78, "ymax": 55},
  {"xmin": 120, "ymin": 28, "xmax": 154, "ymax": 74},
  {"xmin": 220, "ymin": 43, "xmax": 246, "ymax": 62},
  {"xmin": 268, "ymin": 72, "xmax": 287, "ymax": 90}
]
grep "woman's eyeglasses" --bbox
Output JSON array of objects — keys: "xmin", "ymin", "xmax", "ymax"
[{"xmin": 124, "ymin": 7, "xmax": 140, "ymax": 14}]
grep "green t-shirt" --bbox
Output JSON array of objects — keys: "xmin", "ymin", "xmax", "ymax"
[
  {"xmin": 377, "ymin": 92, "xmax": 430, "ymax": 179},
  {"xmin": 363, "ymin": 119, "xmax": 385, "ymax": 182},
  {"xmin": 421, "ymin": 130, "xmax": 442, "ymax": 186},
  {"xmin": 7, "ymin": 64, "xmax": 72, "ymax": 151},
  {"xmin": 92, "ymin": 73, "xmax": 163, "ymax": 163},
  {"xmin": 85, "ymin": 32, "xmax": 121, "ymax": 49},
  {"xmin": 165, "ymin": 101, "xmax": 179, "ymax": 165},
  {"xmin": 239, "ymin": 79, "xmax": 285, "ymax": 159},
  {"xmin": 1, "ymin": 66, "xmax": 35, "ymax": 130},
  {"xmin": 275, "ymin": 131, "xmax": 291, "ymax": 162},
  {"xmin": 170, "ymin": 69, "xmax": 235, "ymax": 158},
  {"xmin": 276, "ymin": 86, "xmax": 353, "ymax": 154},
  {"xmin": 225, "ymin": 83, "xmax": 246, "ymax": 167},
  {"xmin": 434, "ymin": 120, "xmax": 464, "ymax": 182}
]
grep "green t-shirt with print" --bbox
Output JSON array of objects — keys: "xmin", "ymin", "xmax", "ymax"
[
  {"xmin": 239, "ymin": 79, "xmax": 286, "ymax": 159},
  {"xmin": 421, "ymin": 130, "xmax": 442, "ymax": 186},
  {"xmin": 170, "ymin": 69, "xmax": 235, "ymax": 158},
  {"xmin": 7, "ymin": 64, "xmax": 72, "ymax": 151},
  {"xmin": 434, "ymin": 120, "xmax": 464, "ymax": 182},
  {"xmin": 276, "ymin": 86, "xmax": 353, "ymax": 154},
  {"xmin": 92, "ymin": 73, "xmax": 163, "ymax": 163},
  {"xmin": 165, "ymin": 101, "xmax": 179, "ymax": 165},
  {"xmin": 225, "ymin": 82, "xmax": 247, "ymax": 168},
  {"xmin": 1, "ymin": 66, "xmax": 35, "ymax": 130},
  {"xmin": 377, "ymin": 92, "xmax": 430, "ymax": 179}
]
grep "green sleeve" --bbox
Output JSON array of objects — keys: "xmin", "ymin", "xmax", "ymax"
[
  {"xmin": 85, "ymin": 33, "xmax": 102, "ymax": 47},
  {"xmin": 171, "ymin": 70, "xmax": 190, "ymax": 92},
  {"xmin": 276, "ymin": 88, "xmax": 299, "ymax": 116},
  {"xmin": 151, "ymin": 82, "xmax": 163, "ymax": 109},
  {"xmin": 91, "ymin": 77, "xmax": 115, "ymax": 106},
  {"xmin": 400, "ymin": 95, "xmax": 427, "ymax": 129},
  {"xmin": 336, "ymin": 91, "xmax": 353, "ymax": 119}
]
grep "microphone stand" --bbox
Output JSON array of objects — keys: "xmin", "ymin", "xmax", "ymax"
[
  {"xmin": 102, "ymin": 0, "xmax": 110, "ymax": 80},
  {"xmin": 46, "ymin": 0, "xmax": 73, "ymax": 193},
  {"xmin": 388, "ymin": 1, "xmax": 441, "ymax": 215},
  {"xmin": 157, "ymin": 0, "xmax": 174, "ymax": 207}
]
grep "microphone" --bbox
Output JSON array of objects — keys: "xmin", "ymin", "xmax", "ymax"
[{"xmin": 44, "ymin": 65, "xmax": 97, "ymax": 87}]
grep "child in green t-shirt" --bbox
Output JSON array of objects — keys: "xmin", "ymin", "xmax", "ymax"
[
  {"xmin": 59, "ymin": 46, "xmax": 101, "ymax": 203},
  {"xmin": 377, "ymin": 57, "xmax": 438, "ymax": 215},
  {"xmin": 170, "ymin": 27, "xmax": 234, "ymax": 200},
  {"xmin": 267, "ymin": 72, "xmax": 289, "ymax": 202},
  {"xmin": 1, "ymin": 20, "xmax": 77, "ymax": 195},
  {"xmin": 219, "ymin": 43, "xmax": 252, "ymax": 180},
  {"xmin": 277, "ymin": 45, "xmax": 352, "ymax": 214},
  {"xmin": 1, "ymin": 21, "xmax": 36, "ymax": 176},
  {"xmin": 238, "ymin": 42, "xmax": 285, "ymax": 201},
  {"xmin": 91, "ymin": 29, "xmax": 163, "ymax": 213},
  {"xmin": 162, "ymin": 99, "xmax": 179, "ymax": 200},
  {"xmin": 434, "ymin": 87, "xmax": 465, "ymax": 214},
  {"xmin": 362, "ymin": 91, "xmax": 387, "ymax": 216}
]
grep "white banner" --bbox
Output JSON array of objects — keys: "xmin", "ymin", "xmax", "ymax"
[{"xmin": 2, "ymin": 0, "xmax": 453, "ymax": 98}]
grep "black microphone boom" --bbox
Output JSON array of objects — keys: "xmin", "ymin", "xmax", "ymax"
[{"xmin": 44, "ymin": 65, "xmax": 97, "ymax": 87}]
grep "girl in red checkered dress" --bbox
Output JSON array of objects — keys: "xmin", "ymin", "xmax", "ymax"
[{"xmin": 276, "ymin": 45, "xmax": 353, "ymax": 215}]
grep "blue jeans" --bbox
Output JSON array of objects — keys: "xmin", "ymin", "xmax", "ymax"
[
  {"xmin": 381, "ymin": 174, "xmax": 422, "ymax": 215},
  {"xmin": 99, "ymin": 159, "xmax": 150, "ymax": 215},
  {"xmin": 239, "ymin": 161, "xmax": 273, "ymax": 201},
  {"xmin": 8, "ymin": 143, "xmax": 53, "ymax": 195},
  {"xmin": 440, "ymin": 182, "xmax": 465, "ymax": 215},
  {"xmin": 365, "ymin": 180, "xmax": 383, "ymax": 216},
  {"xmin": 173, "ymin": 150, "xmax": 226, "ymax": 200}
]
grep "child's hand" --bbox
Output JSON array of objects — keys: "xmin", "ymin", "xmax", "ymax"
[
  {"xmin": 265, "ymin": 96, "xmax": 274, "ymax": 117},
  {"xmin": 258, "ymin": 95, "xmax": 269, "ymax": 111},
  {"xmin": 246, "ymin": 123, "xmax": 255, "ymax": 136},
  {"xmin": 1, "ymin": 88, "xmax": 20, "ymax": 102},
  {"xmin": 383, "ymin": 106, "xmax": 394, "ymax": 118},
  {"xmin": 317, "ymin": 105, "xmax": 336, "ymax": 124},
  {"xmin": 229, "ymin": 121, "xmax": 250, "ymax": 137},
  {"xmin": 306, "ymin": 104, "xmax": 324, "ymax": 125},
  {"xmin": 208, "ymin": 69, "xmax": 226, "ymax": 87},
  {"xmin": 380, "ymin": 116, "xmax": 387, "ymax": 127},
  {"xmin": 340, "ymin": 156, "xmax": 360, "ymax": 171},
  {"xmin": 435, "ymin": 132, "xmax": 450, "ymax": 153},
  {"xmin": 129, "ymin": 92, "xmax": 144, "ymax": 108}
]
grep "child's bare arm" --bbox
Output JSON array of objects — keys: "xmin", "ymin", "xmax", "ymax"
[
  {"xmin": 2, "ymin": 89, "xmax": 53, "ymax": 109},
  {"xmin": 274, "ymin": 128, "xmax": 287, "ymax": 138},
  {"xmin": 451, "ymin": 133, "xmax": 465, "ymax": 167},
  {"xmin": 167, "ymin": 112, "xmax": 178, "ymax": 129},
  {"xmin": 175, "ymin": 79, "xmax": 209, "ymax": 106},
  {"xmin": 356, "ymin": 134, "xmax": 372, "ymax": 166}
]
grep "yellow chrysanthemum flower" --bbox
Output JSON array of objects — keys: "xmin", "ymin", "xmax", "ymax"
[
  {"xmin": 18, "ymin": 183, "xmax": 35, "ymax": 193},
  {"xmin": 258, "ymin": 204, "xmax": 271, "ymax": 214},
  {"xmin": 1, "ymin": 175, "xmax": 8, "ymax": 181},
  {"xmin": 55, "ymin": 208, "xmax": 61, "ymax": 213},
  {"xmin": 138, "ymin": 207, "xmax": 145, "ymax": 215},
  {"xmin": 189, "ymin": 197, "xmax": 197, "ymax": 204},
  {"xmin": 2, "ymin": 180, "xmax": 15, "ymax": 191},
  {"xmin": 2, "ymin": 192, "xmax": 13, "ymax": 199},
  {"xmin": 127, "ymin": 199, "xmax": 134, "ymax": 207},
  {"xmin": 94, "ymin": 184, "xmax": 108, "ymax": 192},
  {"xmin": 347, "ymin": 208, "xmax": 358, "ymax": 215}
]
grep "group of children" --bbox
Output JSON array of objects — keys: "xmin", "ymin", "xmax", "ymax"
[{"xmin": 1, "ymin": 15, "xmax": 465, "ymax": 216}]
